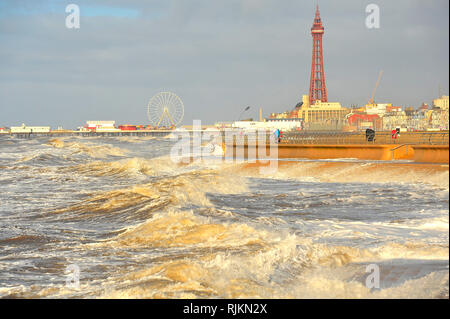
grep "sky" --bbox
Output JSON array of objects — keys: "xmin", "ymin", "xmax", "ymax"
[{"xmin": 0, "ymin": 0, "xmax": 448, "ymax": 128}]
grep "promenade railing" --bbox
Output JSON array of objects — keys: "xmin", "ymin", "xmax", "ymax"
[{"xmin": 281, "ymin": 131, "xmax": 449, "ymax": 145}]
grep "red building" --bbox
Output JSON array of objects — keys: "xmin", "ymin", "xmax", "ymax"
[
  {"xmin": 119, "ymin": 125, "xmax": 137, "ymax": 131},
  {"xmin": 347, "ymin": 114, "xmax": 382, "ymax": 131}
]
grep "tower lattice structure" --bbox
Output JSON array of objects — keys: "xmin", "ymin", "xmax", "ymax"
[{"xmin": 309, "ymin": 5, "xmax": 328, "ymax": 105}]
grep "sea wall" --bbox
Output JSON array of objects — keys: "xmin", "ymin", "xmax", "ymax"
[{"xmin": 226, "ymin": 143, "xmax": 449, "ymax": 163}]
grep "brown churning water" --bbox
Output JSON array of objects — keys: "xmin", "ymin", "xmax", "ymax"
[{"xmin": 0, "ymin": 136, "xmax": 448, "ymax": 298}]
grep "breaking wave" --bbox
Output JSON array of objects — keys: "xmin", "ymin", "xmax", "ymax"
[
  {"xmin": 48, "ymin": 169, "xmax": 249, "ymax": 219},
  {"xmin": 95, "ymin": 213, "xmax": 448, "ymax": 298},
  {"xmin": 47, "ymin": 138, "xmax": 127, "ymax": 158},
  {"xmin": 238, "ymin": 161, "xmax": 449, "ymax": 188}
]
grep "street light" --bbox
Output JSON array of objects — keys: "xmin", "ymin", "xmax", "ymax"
[{"xmin": 237, "ymin": 106, "xmax": 251, "ymax": 121}]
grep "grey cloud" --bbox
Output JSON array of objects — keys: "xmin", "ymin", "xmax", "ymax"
[{"xmin": 0, "ymin": 0, "xmax": 448, "ymax": 128}]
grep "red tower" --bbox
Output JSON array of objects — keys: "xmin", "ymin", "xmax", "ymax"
[{"xmin": 309, "ymin": 5, "xmax": 328, "ymax": 105}]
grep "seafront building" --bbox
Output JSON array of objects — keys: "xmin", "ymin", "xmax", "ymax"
[
  {"xmin": 433, "ymin": 95, "xmax": 449, "ymax": 109},
  {"xmin": 381, "ymin": 96, "xmax": 449, "ymax": 131},
  {"xmin": 266, "ymin": 95, "xmax": 448, "ymax": 132},
  {"xmin": 231, "ymin": 119, "xmax": 304, "ymax": 131},
  {"xmin": 295, "ymin": 96, "xmax": 348, "ymax": 129},
  {"xmin": 346, "ymin": 113, "xmax": 383, "ymax": 131},
  {"xmin": 10, "ymin": 123, "xmax": 50, "ymax": 133},
  {"xmin": 83, "ymin": 121, "xmax": 117, "ymax": 132}
]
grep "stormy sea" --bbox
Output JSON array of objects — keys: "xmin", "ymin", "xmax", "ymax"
[{"xmin": 0, "ymin": 135, "xmax": 448, "ymax": 298}]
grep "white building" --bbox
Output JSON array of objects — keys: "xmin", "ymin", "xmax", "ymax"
[
  {"xmin": 85, "ymin": 121, "xmax": 117, "ymax": 132},
  {"xmin": 232, "ymin": 120, "xmax": 303, "ymax": 131},
  {"xmin": 10, "ymin": 124, "xmax": 51, "ymax": 133},
  {"xmin": 433, "ymin": 95, "xmax": 449, "ymax": 110},
  {"xmin": 365, "ymin": 103, "xmax": 389, "ymax": 116}
]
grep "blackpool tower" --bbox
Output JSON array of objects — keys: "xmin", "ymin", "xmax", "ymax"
[{"xmin": 309, "ymin": 5, "xmax": 328, "ymax": 105}]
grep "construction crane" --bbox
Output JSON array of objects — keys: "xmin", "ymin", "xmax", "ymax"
[{"xmin": 369, "ymin": 70, "xmax": 383, "ymax": 105}]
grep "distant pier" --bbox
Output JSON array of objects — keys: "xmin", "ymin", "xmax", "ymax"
[{"xmin": 0, "ymin": 130, "xmax": 174, "ymax": 139}]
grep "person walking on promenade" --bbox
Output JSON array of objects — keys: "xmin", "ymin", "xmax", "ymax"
[{"xmin": 274, "ymin": 128, "xmax": 281, "ymax": 143}]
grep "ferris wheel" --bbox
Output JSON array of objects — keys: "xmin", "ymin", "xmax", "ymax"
[{"xmin": 147, "ymin": 92, "xmax": 184, "ymax": 128}]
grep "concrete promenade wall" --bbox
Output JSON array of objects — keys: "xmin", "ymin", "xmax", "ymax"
[
  {"xmin": 412, "ymin": 145, "xmax": 449, "ymax": 163},
  {"xmin": 227, "ymin": 143, "xmax": 449, "ymax": 163}
]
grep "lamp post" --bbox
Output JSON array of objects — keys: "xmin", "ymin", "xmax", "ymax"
[{"xmin": 237, "ymin": 106, "xmax": 251, "ymax": 121}]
